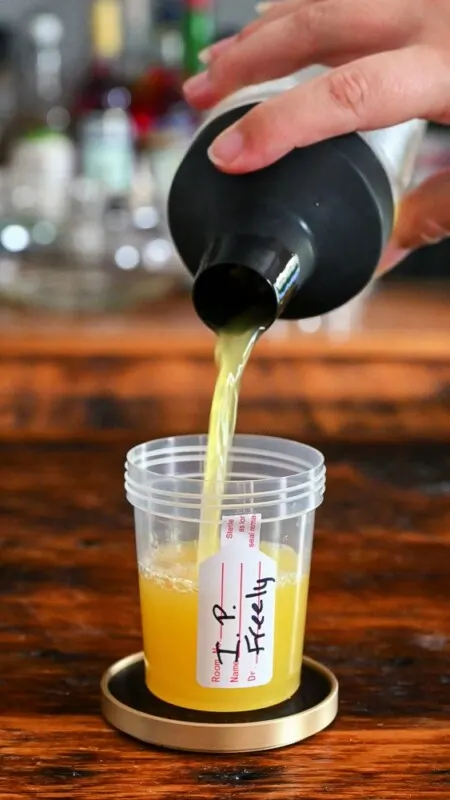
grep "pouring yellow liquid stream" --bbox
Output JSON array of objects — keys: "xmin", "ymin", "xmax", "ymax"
[
  {"xmin": 197, "ymin": 323, "xmax": 261, "ymax": 564},
  {"xmin": 138, "ymin": 322, "xmax": 311, "ymax": 712}
]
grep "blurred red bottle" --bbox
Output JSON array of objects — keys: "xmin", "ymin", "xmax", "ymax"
[
  {"xmin": 130, "ymin": 1, "xmax": 185, "ymax": 146},
  {"xmin": 74, "ymin": 0, "xmax": 131, "ymax": 119},
  {"xmin": 130, "ymin": 0, "xmax": 215, "ymax": 146}
]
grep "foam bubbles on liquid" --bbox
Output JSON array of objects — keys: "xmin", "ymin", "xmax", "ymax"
[{"xmin": 139, "ymin": 541, "xmax": 303, "ymax": 592}]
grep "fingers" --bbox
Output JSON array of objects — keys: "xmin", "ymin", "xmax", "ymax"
[
  {"xmin": 199, "ymin": 35, "xmax": 238, "ymax": 65},
  {"xmin": 255, "ymin": 1, "xmax": 297, "ymax": 15},
  {"xmin": 243, "ymin": 0, "xmax": 321, "ymax": 39},
  {"xmin": 394, "ymin": 169, "xmax": 450, "ymax": 248},
  {"xmin": 198, "ymin": 0, "xmax": 308, "ymax": 65},
  {"xmin": 375, "ymin": 169, "xmax": 450, "ymax": 274},
  {"xmin": 375, "ymin": 243, "xmax": 411, "ymax": 275},
  {"xmin": 184, "ymin": 0, "xmax": 417, "ymax": 109},
  {"xmin": 207, "ymin": 46, "xmax": 450, "ymax": 173}
]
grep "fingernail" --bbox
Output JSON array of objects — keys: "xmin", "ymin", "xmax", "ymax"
[
  {"xmin": 183, "ymin": 71, "xmax": 214, "ymax": 99},
  {"xmin": 377, "ymin": 246, "xmax": 410, "ymax": 275},
  {"xmin": 208, "ymin": 126, "xmax": 245, "ymax": 167},
  {"xmin": 420, "ymin": 219, "xmax": 450, "ymax": 245},
  {"xmin": 255, "ymin": 2, "xmax": 274, "ymax": 13},
  {"xmin": 198, "ymin": 48, "xmax": 211, "ymax": 65},
  {"xmin": 422, "ymin": 233, "xmax": 446, "ymax": 245},
  {"xmin": 199, "ymin": 35, "xmax": 238, "ymax": 65}
]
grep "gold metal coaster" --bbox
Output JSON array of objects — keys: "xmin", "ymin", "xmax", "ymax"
[{"xmin": 101, "ymin": 652, "xmax": 338, "ymax": 753}]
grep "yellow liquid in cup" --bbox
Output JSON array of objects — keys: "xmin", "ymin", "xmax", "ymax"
[{"xmin": 139, "ymin": 540, "xmax": 309, "ymax": 712}]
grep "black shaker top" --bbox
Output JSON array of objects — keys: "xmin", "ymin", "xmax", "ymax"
[{"xmin": 168, "ymin": 104, "xmax": 394, "ymax": 331}]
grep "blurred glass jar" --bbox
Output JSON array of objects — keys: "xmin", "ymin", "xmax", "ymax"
[{"xmin": 0, "ymin": 173, "xmax": 182, "ymax": 313}]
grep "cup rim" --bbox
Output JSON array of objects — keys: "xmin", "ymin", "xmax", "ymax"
[
  {"xmin": 127, "ymin": 432, "xmax": 323, "ymax": 475},
  {"xmin": 125, "ymin": 434, "xmax": 325, "ymax": 497}
]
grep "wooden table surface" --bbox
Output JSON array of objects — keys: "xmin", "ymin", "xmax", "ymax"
[
  {"xmin": 1, "ymin": 440, "xmax": 449, "ymax": 799},
  {"xmin": 2, "ymin": 283, "xmax": 450, "ymax": 442}
]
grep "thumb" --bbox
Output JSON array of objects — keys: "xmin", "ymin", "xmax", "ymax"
[{"xmin": 378, "ymin": 169, "xmax": 450, "ymax": 275}]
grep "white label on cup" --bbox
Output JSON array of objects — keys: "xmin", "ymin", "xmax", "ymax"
[{"xmin": 197, "ymin": 514, "xmax": 277, "ymax": 689}]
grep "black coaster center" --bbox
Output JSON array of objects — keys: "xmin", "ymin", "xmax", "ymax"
[{"xmin": 109, "ymin": 660, "xmax": 331, "ymax": 724}]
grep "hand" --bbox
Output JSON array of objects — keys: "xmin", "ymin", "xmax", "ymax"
[
  {"xmin": 378, "ymin": 169, "xmax": 450, "ymax": 273},
  {"xmin": 183, "ymin": 0, "xmax": 450, "ymax": 266}
]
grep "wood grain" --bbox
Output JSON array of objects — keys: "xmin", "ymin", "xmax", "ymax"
[
  {"xmin": 2, "ymin": 284, "xmax": 450, "ymax": 441},
  {"xmin": 1, "ymin": 441, "xmax": 449, "ymax": 798}
]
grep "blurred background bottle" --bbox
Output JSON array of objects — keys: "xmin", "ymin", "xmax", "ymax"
[
  {"xmin": 8, "ymin": 9, "xmax": 75, "ymax": 228},
  {"xmin": 0, "ymin": 25, "xmax": 16, "ymax": 160},
  {"xmin": 183, "ymin": 0, "xmax": 215, "ymax": 77},
  {"xmin": 75, "ymin": 0, "xmax": 130, "ymax": 118},
  {"xmin": 131, "ymin": 0, "xmax": 186, "ymax": 146},
  {"xmin": 75, "ymin": 0, "xmax": 134, "ymax": 211}
]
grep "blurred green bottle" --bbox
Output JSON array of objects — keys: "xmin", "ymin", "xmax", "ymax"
[{"xmin": 183, "ymin": 0, "xmax": 215, "ymax": 77}]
